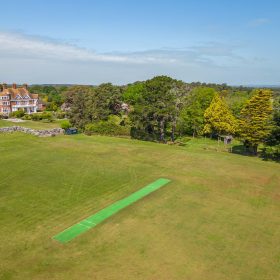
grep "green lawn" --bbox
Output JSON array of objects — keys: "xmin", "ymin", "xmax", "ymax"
[
  {"xmin": 0, "ymin": 119, "xmax": 63, "ymax": 130},
  {"xmin": 0, "ymin": 133, "xmax": 280, "ymax": 280}
]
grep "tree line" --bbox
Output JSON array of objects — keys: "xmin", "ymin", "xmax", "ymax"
[{"xmin": 31, "ymin": 77, "xmax": 280, "ymax": 159}]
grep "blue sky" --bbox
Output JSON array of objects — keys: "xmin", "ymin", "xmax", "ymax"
[{"xmin": 0, "ymin": 0, "xmax": 279, "ymax": 85}]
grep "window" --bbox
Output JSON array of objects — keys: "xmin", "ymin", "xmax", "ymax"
[
  {"xmin": 15, "ymin": 94, "xmax": 22, "ymax": 99},
  {"xmin": 3, "ymin": 101, "xmax": 10, "ymax": 105}
]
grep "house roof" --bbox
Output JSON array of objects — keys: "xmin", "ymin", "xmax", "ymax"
[{"xmin": 0, "ymin": 87, "xmax": 38, "ymax": 100}]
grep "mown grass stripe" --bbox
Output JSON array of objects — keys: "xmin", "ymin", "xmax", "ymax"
[{"xmin": 53, "ymin": 178, "xmax": 171, "ymax": 243}]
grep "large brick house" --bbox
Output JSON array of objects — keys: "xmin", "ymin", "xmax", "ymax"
[{"xmin": 0, "ymin": 83, "xmax": 40, "ymax": 116}]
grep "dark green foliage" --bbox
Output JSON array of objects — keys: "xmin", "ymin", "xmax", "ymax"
[
  {"xmin": 64, "ymin": 86, "xmax": 92, "ymax": 128},
  {"xmin": 65, "ymin": 84, "xmax": 122, "ymax": 129},
  {"xmin": 266, "ymin": 97, "xmax": 280, "ymax": 146},
  {"xmin": 129, "ymin": 76, "xmax": 186, "ymax": 142},
  {"xmin": 85, "ymin": 83, "xmax": 123, "ymax": 122},
  {"xmin": 260, "ymin": 145, "xmax": 280, "ymax": 162},
  {"xmin": 85, "ymin": 115, "xmax": 130, "ymax": 136}
]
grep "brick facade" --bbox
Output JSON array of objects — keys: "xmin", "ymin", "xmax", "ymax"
[{"xmin": 0, "ymin": 83, "xmax": 39, "ymax": 116}]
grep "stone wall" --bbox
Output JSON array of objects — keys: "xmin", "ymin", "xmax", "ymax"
[{"xmin": 0, "ymin": 126, "xmax": 64, "ymax": 137}]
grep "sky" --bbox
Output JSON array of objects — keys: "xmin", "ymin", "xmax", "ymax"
[{"xmin": 0, "ymin": 0, "xmax": 279, "ymax": 85}]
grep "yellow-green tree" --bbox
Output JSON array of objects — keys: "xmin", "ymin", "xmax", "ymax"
[
  {"xmin": 239, "ymin": 89, "xmax": 273, "ymax": 154},
  {"xmin": 203, "ymin": 93, "xmax": 237, "ymax": 138}
]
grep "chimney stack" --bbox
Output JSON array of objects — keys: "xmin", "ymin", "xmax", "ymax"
[
  {"xmin": 12, "ymin": 83, "xmax": 17, "ymax": 89},
  {"xmin": 2, "ymin": 83, "xmax": 7, "ymax": 90},
  {"xmin": 23, "ymin": 83, "xmax": 28, "ymax": 90}
]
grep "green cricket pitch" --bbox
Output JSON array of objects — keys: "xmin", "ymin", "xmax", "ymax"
[{"xmin": 53, "ymin": 178, "xmax": 171, "ymax": 243}]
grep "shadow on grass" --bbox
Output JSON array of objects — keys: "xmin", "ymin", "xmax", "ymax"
[
  {"xmin": 232, "ymin": 145, "xmax": 280, "ymax": 163},
  {"xmin": 231, "ymin": 145, "xmax": 252, "ymax": 157}
]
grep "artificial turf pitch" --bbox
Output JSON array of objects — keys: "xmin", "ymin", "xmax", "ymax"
[{"xmin": 53, "ymin": 178, "xmax": 171, "ymax": 243}]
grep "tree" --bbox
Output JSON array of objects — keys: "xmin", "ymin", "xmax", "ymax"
[
  {"xmin": 129, "ymin": 76, "xmax": 185, "ymax": 142},
  {"xmin": 225, "ymin": 90, "xmax": 252, "ymax": 118},
  {"xmin": 85, "ymin": 83, "xmax": 122, "ymax": 122},
  {"xmin": 178, "ymin": 87, "xmax": 216, "ymax": 137},
  {"xmin": 29, "ymin": 85, "xmax": 64, "ymax": 111},
  {"xmin": 64, "ymin": 84, "xmax": 123, "ymax": 129},
  {"xmin": 203, "ymin": 93, "xmax": 237, "ymax": 138},
  {"xmin": 239, "ymin": 89, "xmax": 273, "ymax": 154},
  {"xmin": 64, "ymin": 86, "xmax": 92, "ymax": 129},
  {"xmin": 265, "ymin": 96, "xmax": 280, "ymax": 146},
  {"xmin": 122, "ymin": 82, "xmax": 145, "ymax": 105}
]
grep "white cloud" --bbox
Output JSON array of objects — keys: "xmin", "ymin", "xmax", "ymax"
[
  {"xmin": 0, "ymin": 32, "xmax": 175, "ymax": 64},
  {"xmin": 248, "ymin": 18, "xmax": 270, "ymax": 27},
  {"xmin": 0, "ymin": 31, "xmax": 247, "ymax": 67},
  {"xmin": 0, "ymin": 31, "xmax": 277, "ymax": 85}
]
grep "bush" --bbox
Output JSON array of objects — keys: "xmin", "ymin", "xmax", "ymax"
[
  {"xmin": 260, "ymin": 145, "xmax": 280, "ymax": 162},
  {"xmin": 56, "ymin": 111, "xmax": 66, "ymax": 119},
  {"xmin": 22, "ymin": 114, "xmax": 32, "ymax": 120},
  {"xmin": 30, "ymin": 112, "xmax": 54, "ymax": 122},
  {"xmin": 10, "ymin": 109, "xmax": 25, "ymax": 118},
  {"xmin": 41, "ymin": 111, "xmax": 54, "ymax": 122},
  {"xmin": 30, "ymin": 113, "xmax": 42, "ymax": 121},
  {"xmin": 61, "ymin": 120, "xmax": 71, "ymax": 130},
  {"xmin": 85, "ymin": 116, "xmax": 130, "ymax": 136}
]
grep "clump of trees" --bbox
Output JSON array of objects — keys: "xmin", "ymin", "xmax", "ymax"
[
  {"xmin": 128, "ymin": 76, "xmax": 187, "ymax": 142},
  {"xmin": 29, "ymin": 85, "xmax": 66, "ymax": 111},
  {"xmin": 64, "ymin": 84, "xmax": 127, "ymax": 134},
  {"xmin": 63, "ymin": 76, "xmax": 278, "ymax": 158},
  {"xmin": 177, "ymin": 87, "xmax": 215, "ymax": 137}
]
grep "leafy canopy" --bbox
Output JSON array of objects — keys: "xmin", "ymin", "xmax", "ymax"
[
  {"xmin": 239, "ymin": 89, "xmax": 273, "ymax": 146},
  {"xmin": 178, "ymin": 87, "xmax": 216, "ymax": 136},
  {"xmin": 203, "ymin": 93, "xmax": 237, "ymax": 136}
]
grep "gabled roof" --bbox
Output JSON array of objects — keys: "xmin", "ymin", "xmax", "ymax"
[{"xmin": 0, "ymin": 87, "xmax": 38, "ymax": 100}]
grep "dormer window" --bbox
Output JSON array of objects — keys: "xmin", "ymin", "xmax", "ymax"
[
  {"xmin": 23, "ymin": 95, "xmax": 30, "ymax": 99},
  {"xmin": 15, "ymin": 94, "xmax": 22, "ymax": 99}
]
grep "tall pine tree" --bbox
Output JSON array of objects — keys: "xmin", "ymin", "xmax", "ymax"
[{"xmin": 239, "ymin": 89, "xmax": 273, "ymax": 154}]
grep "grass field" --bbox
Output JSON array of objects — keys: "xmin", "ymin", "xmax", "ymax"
[
  {"xmin": 0, "ymin": 132, "xmax": 280, "ymax": 280},
  {"xmin": 0, "ymin": 119, "xmax": 63, "ymax": 130}
]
